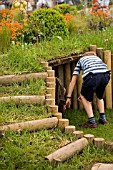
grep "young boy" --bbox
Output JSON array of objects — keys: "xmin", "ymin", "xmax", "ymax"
[{"xmin": 66, "ymin": 52, "xmax": 110, "ymax": 128}]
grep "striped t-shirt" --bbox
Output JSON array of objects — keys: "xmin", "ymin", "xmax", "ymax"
[{"xmin": 73, "ymin": 55, "xmax": 108, "ymax": 78}]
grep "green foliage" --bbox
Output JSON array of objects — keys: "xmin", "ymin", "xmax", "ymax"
[
  {"xmin": 0, "ymin": 101, "xmax": 50, "ymax": 125},
  {"xmin": 86, "ymin": 14, "xmax": 113, "ymax": 30},
  {"xmin": 0, "ymin": 45, "xmax": 45, "ymax": 75},
  {"xmin": 0, "ymin": 26, "xmax": 11, "ymax": 54},
  {"xmin": 53, "ymin": 4, "xmax": 77, "ymax": 15},
  {"xmin": 0, "ymin": 78, "xmax": 46, "ymax": 97},
  {"xmin": 28, "ymin": 8, "xmax": 69, "ymax": 40},
  {"xmin": 68, "ymin": 14, "xmax": 89, "ymax": 33}
]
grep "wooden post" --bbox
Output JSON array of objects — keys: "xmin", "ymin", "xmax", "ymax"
[
  {"xmin": 46, "ymin": 138, "xmax": 88, "ymax": 163},
  {"xmin": 111, "ymin": 54, "xmax": 113, "ymax": 107},
  {"xmin": 0, "ymin": 117, "xmax": 58, "ymax": 132},
  {"xmin": 73, "ymin": 131, "xmax": 84, "ymax": 139},
  {"xmin": 71, "ymin": 62, "xmax": 78, "ymax": 109},
  {"xmin": 47, "ymin": 82, "xmax": 55, "ymax": 88},
  {"xmin": 96, "ymin": 47, "xmax": 104, "ymax": 60},
  {"xmin": 94, "ymin": 138, "xmax": 105, "ymax": 149},
  {"xmin": 77, "ymin": 71, "xmax": 83, "ymax": 109},
  {"xmin": 47, "ymin": 70, "xmax": 55, "ymax": 77},
  {"xmin": 47, "ymin": 88, "xmax": 55, "ymax": 99},
  {"xmin": 104, "ymin": 50, "xmax": 112, "ymax": 109},
  {"xmin": 104, "ymin": 141, "xmax": 113, "ymax": 152},
  {"xmin": 84, "ymin": 134, "xmax": 94, "ymax": 143},
  {"xmin": 65, "ymin": 126, "xmax": 76, "ymax": 134},
  {"xmin": 41, "ymin": 61, "xmax": 48, "ymax": 67},
  {"xmin": 45, "ymin": 99, "xmax": 55, "ymax": 106},
  {"xmin": 53, "ymin": 112, "xmax": 62, "ymax": 119},
  {"xmin": 46, "ymin": 77, "xmax": 56, "ymax": 84},
  {"xmin": 89, "ymin": 45, "xmax": 97, "ymax": 53},
  {"xmin": 46, "ymin": 94, "xmax": 52, "ymax": 99},
  {"xmin": 64, "ymin": 63, "xmax": 71, "ymax": 96},
  {"xmin": 48, "ymin": 105, "xmax": 58, "ymax": 113},
  {"xmin": 58, "ymin": 119, "xmax": 69, "ymax": 131}
]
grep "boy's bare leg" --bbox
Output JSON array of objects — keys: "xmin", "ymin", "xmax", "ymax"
[
  {"xmin": 96, "ymin": 98, "xmax": 104, "ymax": 113},
  {"xmin": 80, "ymin": 95, "xmax": 94, "ymax": 118}
]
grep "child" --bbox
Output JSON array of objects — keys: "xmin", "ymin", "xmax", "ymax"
[{"xmin": 65, "ymin": 51, "xmax": 110, "ymax": 128}]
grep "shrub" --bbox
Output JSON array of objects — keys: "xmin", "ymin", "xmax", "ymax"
[
  {"xmin": 68, "ymin": 14, "xmax": 89, "ymax": 33},
  {"xmin": 53, "ymin": 4, "xmax": 77, "ymax": 15},
  {"xmin": 28, "ymin": 8, "xmax": 69, "ymax": 40}
]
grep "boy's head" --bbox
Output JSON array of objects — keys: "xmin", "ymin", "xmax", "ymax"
[{"xmin": 83, "ymin": 51, "xmax": 96, "ymax": 56}]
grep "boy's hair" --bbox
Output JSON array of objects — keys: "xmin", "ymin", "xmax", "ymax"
[{"xmin": 83, "ymin": 51, "xmax": 96, "ymax": 56}]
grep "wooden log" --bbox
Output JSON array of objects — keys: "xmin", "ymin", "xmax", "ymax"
[
  {"xmin": 0, "ymin": 73, "xmax": 47, "ymax": 85},
  {"xmin": 77, "ymin": 71, "xmax": 83, "ymax": 109},
  {"xmin": 84, "ymin": 134, "xmax": 94, "ymax": 143},
  {"xmin": 45, "ymin": 94, "xmax": 52, "ymax": 99},
  {"xmin": 0, "ymin": 117, "xmax": 58, "ymax": 132},
  {"xmin": 94, "ymin": 138, "xmax": 105, "ymax": 149},
  {"xmin": 58, "ymin": 65, "xmax": 64, "ymax": 87},
  {"xmin": 104, "ymin": 50, "xmax": 112, "ymax": 109},
  {"xmin": 71, "ymin": 62, "xmax": 78, "ymax": 109},
  {"xmin": 111, "ymin": 54, "xmax": 113, "ymax": 103},
  {"xmin": 47, "ymin": 82, "xmax": 55, "ymax": 88},
  {"xmin": 65, "ymin": 126, "xmax": 75, "ymax": 134},
  {"xmin": 47, "ymin": 70, "xmax": 55, "ymax": 77},
  {"xmin": 45, "ymin": 99, "xmax": 55, "ymax": 106},
  {"xmin": 91, "ymin": 163, "xmax": 113, "ymax": 170},
  {"xmin": 0, "ymin": 95, "xmax": 45, "ymax": 104},
  {"xmin": 46, "ymin": 88, "xmax": 55, "ymax": 98},
  {"xmin": 73, "ymin": 131, "xmax": 84, "ymax": 139},
  {"xmin": 58, "ymin": 119, "xmax": 69, "ymax": 131},
  {"xmin": 96, "ymin": 47, "xmax": 104, "ymax": 60},
  {"xmin": 64, "ymin": 63, "xmax": 71, "ymax": 95},
  {"xmin": 48, "ymin": 105, "xmax": 58, "ymax": 113},
  {"xmin": 46, "ymin": 138, "xmax": 88, "ymax": 163},
  {"xmin": 47, "ymin": 66, "xmax": 52, "ymax": 70},
  {"xmin": 46, "ymin": 77, "xmax": 56, "ymax": 84},
  {"xmin": 89, "ymin": 45, "xmax": 97, "ymax": 53},
  {"xmin": 41, "ymin": 61, "xmax": 48, "ymax": 68},
  {"xmin": 53, "ymin": 112, "xmax": 62, "ymax": 119},
  {"xmin": 104, "ymin": 141, "xmax": 113, "ymax": 152}
]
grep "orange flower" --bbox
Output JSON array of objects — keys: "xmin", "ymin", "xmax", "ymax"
[{"xmin": 16, "ymin": 41, "xmax": 21, "ymax": 45}]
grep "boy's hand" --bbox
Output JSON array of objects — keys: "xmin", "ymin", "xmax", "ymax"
[
  {"xmin": 64, "ymin": 98, "xmax": 71, "ymax": 110},
  {"xmin": 78, "ymin": 96, "xmax": 82, "ymax": 103}
]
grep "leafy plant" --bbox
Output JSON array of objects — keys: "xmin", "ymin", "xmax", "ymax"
[
  {"xmin": 28, "ymin": 8, "xmax": 69, "ymax": 40},
  {"xmin": 53, "ymin": 4, "xmax": 77, "ymax": 15}
]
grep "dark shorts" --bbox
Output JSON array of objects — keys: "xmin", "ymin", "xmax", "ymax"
[{"xmin": 81, "ymin": 71, "xmax": 110, "ymax": 102}]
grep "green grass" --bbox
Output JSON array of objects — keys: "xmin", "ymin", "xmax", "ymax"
[
  {"xmin": 64, "ymin": 109, "xmax": 113, "ymax": 141},
  {"xmin": 0, "ymin": 78, "xmax": 46, "ymax": 97},
  {"xmin": 0, "ymin": 128, "xmax": 113, "ymax": 170},
  {"xmin": 0, "ymin": 47, "xmax": 45, "ymax": 76},
  {"xmin": 0, "ymin": 101, "xmax": 51, "ymax": 125}
]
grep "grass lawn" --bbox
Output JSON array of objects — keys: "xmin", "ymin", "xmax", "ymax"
[
  {"xmin": 64, "ymin": 109, "xmax": 113, "ymax": 141},
  {"xmin": 0, "ymin": 101, "xmax": 51, "ymax": 126},
  {"xmin": 0, "ymin": 78, "xmax": 46, "ymax": 97}
]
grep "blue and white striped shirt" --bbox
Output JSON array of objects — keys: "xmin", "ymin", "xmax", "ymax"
[{"xmin": 73, "ymin": 55, "xmax": 108, "ymax": 78}]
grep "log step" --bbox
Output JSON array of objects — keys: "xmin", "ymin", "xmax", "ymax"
[
  {"xmin": 0, "ymin": 95, "xmax": 45, "ymax": 104},
  {"xmin": 73, "ymin": 131, "xmax": 84, "ymax": 139},
  {"xmin": 65, "ymin": 125, "xmax": 76, "ymax": 134},
  {"xmin": 0, "ymin": 72, "xmax": 47, "ymax": 85},
  {"xmin": 0, "ymin": 117, "xmax": 58, "ymax": 132},
  {"xmin": 46, "ymin": 137, "xmax": 88, "ymax": 163},
  {"xmin": 94, "ymin": 138, "xmax": 105, "ymax": 149},
  {"xmin": 84, "ymin": 134, "xmax": 94, "ymax": 143}
]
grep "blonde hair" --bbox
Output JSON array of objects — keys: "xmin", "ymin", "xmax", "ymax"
[{"xmin": 83, "ymin": 51, "xmax": 96, "ymax": 56}]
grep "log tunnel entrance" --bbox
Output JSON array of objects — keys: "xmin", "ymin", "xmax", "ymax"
[{"xmin": 48, "ymin": 46, "xmax": 113, "ymax": 114}]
